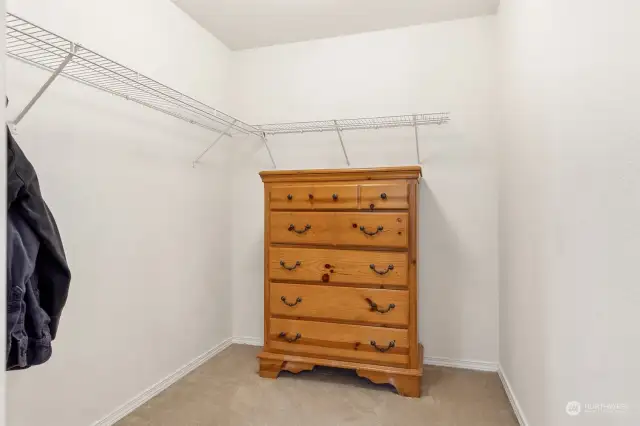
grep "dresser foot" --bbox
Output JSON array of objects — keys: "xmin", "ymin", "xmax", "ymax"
[
  {"xmin": 259, "ymin": 358, "xmax": 284, "ymax": 379},
  {"xmin": 356, "ymin": 369, "xmax": 421, "ymax": 398},
  {"xmin": 282, "ymin": 361, "xmax": 315, "ymax": 374},
  {"xmin": 259, "ymin": 358, "xmax": 315, "ymax": 378}
]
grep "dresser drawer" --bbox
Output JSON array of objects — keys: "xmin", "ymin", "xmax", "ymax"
[
  {"xmin": 269, "ymin": 318, "xmax": 408, "ymax": 366},
  {"xmin": 270, "ymin": 247, "xmax": 408, "ymax": 287},
  {"xmin": 271, "ymin": 283, "xmax": 409, "ymax": 326},
  {"xmin": 360, "ymin": 183, "xmax": 408, "ymax": 210},
  {"xmin": 270, "ymin": 212, "xmax": 409, "ymax": 248},
  {"xmin": 270, "ymin": 184, "xmax": 358, "ymax": 210}
]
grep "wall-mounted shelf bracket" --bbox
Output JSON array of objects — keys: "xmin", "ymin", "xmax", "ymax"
[
  {"xmin": 192, "ymin": 120, "xmax": 236, "ymax": 167},
  {"xmin": 334, "ymin": 120, "xmax": 351, "ymax": 166},
  {"xmin": 260, "ymin": 133, "xmax": 277, "ymax": 169},
  {"xmin": 10, "ymin": 42, "xmax": 77, "ymax": 129},
  {"xmin": 413, "ymin": 114, "xmax": 421, "ymax": 163}
]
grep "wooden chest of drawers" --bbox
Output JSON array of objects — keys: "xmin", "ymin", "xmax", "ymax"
[{"xmin": 257, "ymin": 166, "xmax": 423, "ymax": 397}]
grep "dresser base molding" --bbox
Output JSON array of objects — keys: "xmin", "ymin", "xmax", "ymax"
[{"xmin": 258, "ymin": 346, "xmax": 423, "ymax": 398}]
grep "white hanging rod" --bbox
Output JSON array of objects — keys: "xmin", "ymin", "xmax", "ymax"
[
  {"xmin": 5, "ymin": 12, "xmax": 261, "ymax": 137},
  {"xmin": 255, "ymin": 112, "xmax": 450, "ymax": 164}
]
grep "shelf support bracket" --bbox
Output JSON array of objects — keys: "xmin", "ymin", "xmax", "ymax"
[
  {"xmin": 12, "ymin": 42, "xmax": 77, "ymax": 127},
  {"xmin": 192, "ymin": 120, "xmax": 236, "ymax": 167},
  {"xmin": 334, "ymin": 120, "xmax": 350, "ymax": 166},
  {"xmin": 413, "ymin": 114, "xmax": 421, "ymax": 164},
  {"xmin": 260, "ymin": 133, "xmax": 277, "ymax": 169}
]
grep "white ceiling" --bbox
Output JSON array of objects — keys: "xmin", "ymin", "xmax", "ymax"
[{"xmin": 172, "ymin": 0, "xmax": 500, "ymax": 50}]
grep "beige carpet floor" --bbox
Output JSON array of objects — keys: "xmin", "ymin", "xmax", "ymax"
[{"xmin": 116, "ymin": 344, "xmax": 517, "ymax": 426}]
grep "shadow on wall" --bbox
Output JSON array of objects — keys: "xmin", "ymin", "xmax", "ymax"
[{"xmin": 419, "ymin": 181, "xmax": 466, "ymax": 359}]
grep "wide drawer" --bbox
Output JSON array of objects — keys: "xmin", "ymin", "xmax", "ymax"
[
  {"xmin": 269, "ymin": 318, "xmax": 408, "ymax": 366},
  {"xmin": 270, "ymin": 247, "xmax": 408, "ymax": 287},
  {"xmin": 271, "ymin": 283, "xmax": 409, "ymax": 326},
  {"xmin": 270, "ymin": 212, "xmax": 409, "ymax": 248},
  {"xmin": 359, "ymin": 183, "xmax": 409, "ymax": 210},
  {"xmin": 270, "ymin": 184, "xmax": 358, "ymax": 210}
]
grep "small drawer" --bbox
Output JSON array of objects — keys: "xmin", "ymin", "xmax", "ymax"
[
  {"xmin": 271, "ymin": 283, "xmax": 409, "ymax": 326},
  {"xmin": 270, "ymin": 212, "xmax": 409, "ymax": 248},
  {"xmin": 269, "ymin": 247, "xmax": 408, "ymax": 287},
  {"xmin": 270, "ymin": 184, "xmax": 357, "ymax": 210},
  {"xmin": 359, "ymin": 183, "xmax": 408, "ymax": 210},
  {"xmin": 269, "ymin": 318, "xmax": 408, "ymax": 366}
]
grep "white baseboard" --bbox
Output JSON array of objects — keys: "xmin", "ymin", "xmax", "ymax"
[
  {"xmin": 498, "ymin": 364, "xmax": 528, "ymax": 426},
  {"xmin": 92, "ymin": 337, "xmax": 233, "ymax": 426},
  {"xmin": 232, "ymin": 336, "xmax": 262, "ymax": 346},
  {"xmin": 423, "ymin": 355, "xmax": 498, "ymax": 372},
  {"xmin": 91, "ymin": 336, "xmax": 508, "ymax": 426}
]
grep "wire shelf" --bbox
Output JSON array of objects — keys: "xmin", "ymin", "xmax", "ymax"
[
  {"xmin": 5, "ymin": 12, "xmax": 451, "ymax": 168},
  {"xmin": 256, "ymin": 112, "xmax": 450, "ymax": 135},
  {"xmin": 6, "ymin": 12, "xmax": 261, "ymax": 136}
]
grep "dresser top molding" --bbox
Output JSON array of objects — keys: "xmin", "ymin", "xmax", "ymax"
[{"xmin": 259, "ymin": 166, "xmax": 422, "ymax": 183}]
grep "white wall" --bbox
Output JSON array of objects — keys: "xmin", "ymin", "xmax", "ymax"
[
  {"xmin": 228, "ymin": 16, "xmax": 500, "ymax": 365},
  {"xmin": 498, "ymin": 1, "xmax": 640, "ymax": 425},
  {"xmin": 5, "ymin": 1, "xmax": 234, "ymax": 425}
]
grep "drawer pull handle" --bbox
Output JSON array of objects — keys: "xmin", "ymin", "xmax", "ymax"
[
  {"xmin": 360, "ymin": 225, "xmax": 383, "ymax": 236},
  {"xmin": 308, "ymin": 193, "xmax": 314, "ymax": 200},
  {"xmin": 288, "ymin": 224, "xmax": 311, "ymax": 234},
  {"xmin": 380, "ymin": 193, "xmax": 387, "ymax": 199},
  {"xmin": 278, "ymin": 332, "xmax": 301, "ymax": 343},
  {"xmin": 280, "ymin": 260, "xmax": 301, "ymax": 270},
  {"xmin": 369, "ymin": 264, "xmax": 394, "ymax": 275},
  {"xmin": 370, "ymin": 340, "xmax": 395, "ymax": 353},
  {"xmin": 332, "ymin": 193, "xmax": 338, "ymax": 201},
  {"xmin": 280, "ymin": 296, "xmax": 302, "ymax": 307},
  {"xmin": 365, "ymin": 298, "xmax": 396, "ymax": 313},
  {"xmin": 287, "ymin": 194, "xmax": 293, "ymax": 200}
]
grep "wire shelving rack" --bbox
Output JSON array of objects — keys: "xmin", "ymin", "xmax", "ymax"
[
  {"xmin": 6, "ymin": 12, "xmax": 450, "ymax": 168},
  {"xmin": 256, "ymin": 113, "xmax": 449, "ymax": 135},
  {"xmin": 5, "ymin": 12, "xmax": 261, "ymax": 138},
  {"xmin": 255, "ymin": 113, "xmax": 450, "ymax": 165}
]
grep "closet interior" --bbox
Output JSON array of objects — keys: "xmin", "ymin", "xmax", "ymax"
[{"xmin": 4, "ymin": 1, "xmax": 634, "ymax": 426}]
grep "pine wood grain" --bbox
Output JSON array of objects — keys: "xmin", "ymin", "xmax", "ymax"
[
  {"xmin": 258, "ymin": 358, "xmax": 283, "ymax": 379},
  {"xmin": 269, "ymin": 318, "xmax": 408, "ymax": 366},
  {"xmin": 408, "ymin": 180, "xmax": 420, "ymax": 369},
  {"xmin": 270, "ymin": 184, "xmax": 358, "ymax": 210},
  {"xmin": 269, "ymin": 247, "xmax": 408, "ymax": 286},
  {"xmin": 258, "ymin": 350, "xmax": 422, "ymax": 376},
  {"xmin": 356, "ymin": 369, "xmax": 421, "ymax": 398},
  {"xmin": 263, "ymin": 184, "xmax": 272, "ymax": 350},
  {"xmin": 270, "ymin": 211, "xmax": 409, "ymax": 248},
  {"xmin": 359, "ymin": 182, "xmax": 409, "ymax": 210},
  {"xmin": 259, "ymin": 166, "xmax": 422, "ymax": 183},
  {"xmin": 270, "ymin": 283, "xmax": 409, "ymax": 326}
]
